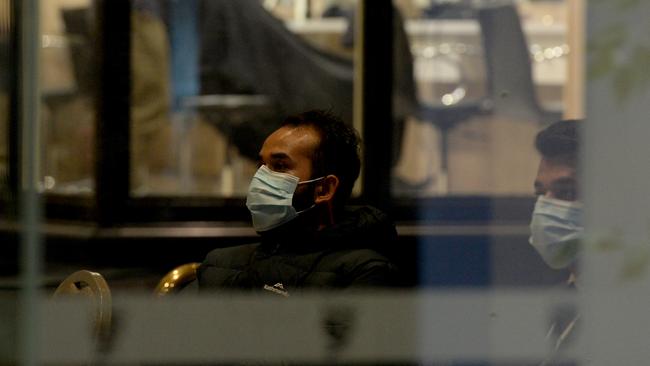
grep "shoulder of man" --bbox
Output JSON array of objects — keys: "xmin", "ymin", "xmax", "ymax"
[
  {"xmin": 201, "ymin": 243, "xmax": 259, "ymax": 269},
  {"xmin": 316, "ymin": 248, "xmax": 399, "ymax": 287},
  {"xmin": 320, "ymin": 205, "xmax": 398, "ymax": 264},
  {"xmin": 330, "ymin": 205, "xmax": 397, "ymax": 244},
  {"xmin": 196, "ymin": 243, "xmax": 259, "ymax": 289}
]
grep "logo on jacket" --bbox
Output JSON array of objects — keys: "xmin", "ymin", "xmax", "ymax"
[{"xmin": 263, "ymin": 282, "xmax": 289, "ymax": 297}]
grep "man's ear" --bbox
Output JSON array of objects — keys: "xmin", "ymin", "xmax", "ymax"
[{"xmin": 314, "ymin": 175, "xmax": 339, "ymax": 204}]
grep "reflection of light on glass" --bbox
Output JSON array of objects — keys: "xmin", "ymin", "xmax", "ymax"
[
  {"xmin": 423, "ymin": 46, "xmax": 436, "ymax": 58},
  {"xmin": 542, "ymin": 15, "xmax": 554, "ymax": 26},
  {"xmin": 543, "ymin": 48, "xmax": 555, "ymax": 59},
  {"xmin": 530, "ymin": 44, "xmax": 570, "ymax": 63},
  {"xmin": 44, "ymin": 176, "xmax": 56, "ymax": 190},
  {"xmin": 263, "ymin": 0, "xmax": 279, "ymax": 10},
  {"xmin": 441, "ymin": 87, "xmax": 466, "ymax": 106},
  {"xmin": 453, "ymin": 87, "xmax": 466, "ymax": 101},
  {"xmin": 41, "ymin": 34, "xmax": 67, "ymax": 48},
  {"xmin": 439, "ymin": 43, "xmax": 451, "ymax": 55},
  {"xmin": 530, "ymin": 44, "xmax": 542, "ymax": 54},
  {"xmin": 411, "ymin": 43, "xmax": 480, "ymax": 59}
]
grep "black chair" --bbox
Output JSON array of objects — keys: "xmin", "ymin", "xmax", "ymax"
[
  {"xmin": 415, "ymin": 3, "xmax": 562, "ymax": 176},
  {"xmin": 61, "ymin": 8, "xmax": 95, "ymax": 95},
  {"xmin": 478, "ymin": 3, "xmax": 561, "ymax": 124},
  {"xmin": 198, "ymin": 0, "xmax": 418, "ymax": 164},
  {"xmin": 199, "ymin": 0, "xmax": 354, "ymax": 162}
]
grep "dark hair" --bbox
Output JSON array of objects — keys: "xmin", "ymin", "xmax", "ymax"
[
  {"xmin": 535, "ymin": 120, "xmax": 581, "ymax": 165},
  {"xmin": 281, "ymin": 110, "xmax": 361, "ymax": 209}
]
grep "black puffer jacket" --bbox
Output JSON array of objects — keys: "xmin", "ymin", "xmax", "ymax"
[{"xmin": 197, "ymin": 206, "xmax": 398, "ymax": 295}]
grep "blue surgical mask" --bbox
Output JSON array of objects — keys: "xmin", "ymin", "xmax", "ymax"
[
  {"xmin": 246, "ymin": 165, "xmax": 324, "ymax": 232},
  {"xmin": 529, "ymin": 196, "xmax": 583, "ymax": 269}
]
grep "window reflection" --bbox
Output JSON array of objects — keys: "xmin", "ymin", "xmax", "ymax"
[
  {"xmin": 8, "ymin": 1, "xmax": 594, "ymax": 365},
  {"xmin": 392, "ymin": 0, "xmax": 570, "ymax": 197},
  {"xmin": 130, "ymin": 0, "xmax": 174, "ymax": 195},
  {"xmin": 40, "ymin": 0, "xmax": 96, "ymax": 195},
  {"xmin": 29, "ymin": 0, "xmax": 575, "ymax": 200},
  {"xmin": 131, "ymin": 0, "xmax": 359, "ymax": 197}
]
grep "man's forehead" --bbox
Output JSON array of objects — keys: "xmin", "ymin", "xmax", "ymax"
[
  {"xmin": 539, "ymin": 157, "xmax": 575, "ymax": 171},
  {"xmin": 261, "ymin": 125, "xmax": 319, "ymax": 156},
  {"xmin": 537, "ymin": 158, "xmax": 576, "ymax": 181}
]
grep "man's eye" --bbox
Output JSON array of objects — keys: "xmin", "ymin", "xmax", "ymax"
[{"xmin": 271, "ymin": 163, "xmax": 288, "ymax": 172}]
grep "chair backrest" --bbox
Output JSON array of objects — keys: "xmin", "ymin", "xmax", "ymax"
[
  {"xmin": 52, "ymin": 270, "xmax": 112, "ymax": 339},
  {"xmin": 477, "ymin": 4, "xmax": 549, "ymax": 123},
  {"xmin": 61, "ymin": 7, "xmax": 95, "ymax": 94},
  {"xmin": 154, "ymin": 262, "xmax": 200, "ymax": 296}
]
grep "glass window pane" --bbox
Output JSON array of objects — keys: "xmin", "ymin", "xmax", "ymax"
[
  {"xmin": 392, "ymin": 0, "xmax": 581, "ymax": 338},
  {"xmin": 130, "ymin": 0, "xmax": 358, "ymax": 197},
  {"xmin": 40, "ymin": 0, "xmax": 97, "ymax": 195},
  {"xmin": 392, "ymin": 0, "xmax": 571, "ymax": 197}
]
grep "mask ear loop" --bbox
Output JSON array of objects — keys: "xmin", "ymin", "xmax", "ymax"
[
  {"xmin": 294, "ymin": 176, "xmax": 326, "ymax": 215},
  {"xmin": 297, "ymin": 176, "xmax": 326, "ymax": 185}
]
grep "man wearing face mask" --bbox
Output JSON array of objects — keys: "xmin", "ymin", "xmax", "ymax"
[
  {"xmin": 530, "ymin": 119, "xmax": 582, "ymax": 275},
  {"xmin": 530, "ymin": 120, "xmax": 583, "ymax": 364},
  {"xmin": 195, "ymin": 110, "xmax": 398, "ymax": 294}
]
